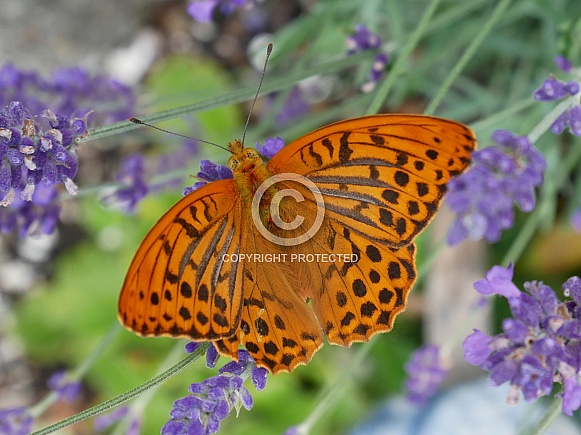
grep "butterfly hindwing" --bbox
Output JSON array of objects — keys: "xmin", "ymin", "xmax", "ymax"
[
  {"xmin": 214, "ymin": 225, "xmax": 324, "ymax": 373},
  {"xmin": 118, "ymin": 179, "xmax": 245, "ymax": 341},
  {"xmin": 307, "ymin": 220, "xmax": 417, "ymax": 346},
  {"xmin": 258, "ymin": 186, "xmax": 419, "ymax": 347}
]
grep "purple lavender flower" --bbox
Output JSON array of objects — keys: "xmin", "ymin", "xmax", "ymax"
[
  {"xmin": 187, "ymin": 0, "xmax": 259, "ymax": 22},
  {"xmin": 0, "ymin": 64, "xmax": 136, "ymax": 236},
  {"xmin": 446, "ymin": 130, "xmax": 546, "ymax": 245},
  {"xmin": 47, "ymin": 370, "xmax": 82, "ymax": 403},
  {"xmin": 183, "ymin": 159, "xmax": 233, "ymax": 195},
  {"xmin": 218, "ymin": 349, "xmax": 268, "ymax": 391},
  {"xmin": 345, "ymin": 24, "xmax": 382, "ymax": 54},
  {"xmin": 94, "ymin": 406, "xmax": 129, "ymax": 432},
  {"xmin": 463, "ymin": 329, "xmax": 493, "ymax": 365},
  {"xmin": 361, "ymin": 53, "xmax": 389, "ymax": 93},
  {"xmin": 0, "ymin": 101, "xmax": 89, "ymax": 236},
  {"xmin": 463, "ymin": 266, "xmax": 581, "ymax": 416},
  {"xmin": 185, "ymin": 342, "xmax": 220, "ymax": 368},
  {"xmin": 533, "ymin": 77, "xmax": 579, "ymax": 101},
  {"xmin": 550, "ymin": 104, "xmax": 581, "ymax": 136},
  {"xmin": 0, "ymin": 407, "xmax": 33, "ymax": 435},
  {"xmin": 555, "ymin": 55, "xmax": 573, "ymax": 73},
  {"xmin": 185, "ymin": 342, "xmax": 205, "ymax": 353},
  {"xmin": 205, "ymin": 346, "xmax": 221, "ymax": 368},
  {"xmin": 533, "ymin": 57, "xmax": 581, "ymax": 136},
  {"xmin": 273, "ymin": 87, "xmax": 310, "ymax": 128},
  {"xmin": 0, "ymin": 64, "xmax": 135, "ymax": 125},
  {"xmin": 161, "ymin": 349, "xmax": 267, "ymax": 435},
  {"xmin": 101, "ymin": 154, "xmax": 148, "ymax": 213},
  {"xmin": 256, "ymin": 136, "xmax": 284, "ymax": 159},
  {"xmin": 103, "ymin": 139, "xmax": 199, "ymax": 212},
  {"xmin": 345, "ymin": 25, "xmax": 389, "ymax": 93},
  {"xmin": 404, "ymin": 344, "xmax": 449, "ymax": 405}
]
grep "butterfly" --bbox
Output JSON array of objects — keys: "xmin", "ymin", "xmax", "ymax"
[{"xmin": 118, "ymin": 114, "xmax": 477, "ymax": 373}]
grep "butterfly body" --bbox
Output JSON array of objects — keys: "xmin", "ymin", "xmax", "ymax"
[
  {"xmin": 119, "ymin": 114, "xmax": 477, "ymax": 373},
  {"xmin": 227, "ymin": 139, "xmax": 277, "ymax": 227}
]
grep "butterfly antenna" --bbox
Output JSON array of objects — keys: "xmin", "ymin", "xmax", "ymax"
[
  {"xmin": 129, "ymin": 118, "xmax": 232, "ymax": 153},
  {"xmin": 241, "ymin": 43, "xmax": 273, "ymax": 146}
]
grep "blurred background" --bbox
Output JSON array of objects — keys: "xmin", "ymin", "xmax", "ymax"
[{"xmin": 1, "ymin": 0, "xmax": 581, "ymax": 434}]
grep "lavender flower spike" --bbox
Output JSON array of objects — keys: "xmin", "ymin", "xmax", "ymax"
[
  {"xmin": 533, "ymin": 57, "xmax": 581, "ymax": 137},
  {"xmin": 404, "ymin": 345, "xmax": 449, "ymax": 405},
  {"xmin": 446, "ymin": 130, "xmax": 546, "ymax": 245},
  {"xmin": 161, "ymin": 349, "xmax": 267, "ymax": 434},
  {"xmin": 0, "ymin": 407, "xmax": 34, "ymax": 435},
  {"xmin": 464, "ymin": 265, "xmax": 581, "ymax": 416}
]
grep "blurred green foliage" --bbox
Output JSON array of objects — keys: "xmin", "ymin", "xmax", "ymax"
[{"xmin": 12, "ymin": 0, "xmax": 581, "ymax": 434}]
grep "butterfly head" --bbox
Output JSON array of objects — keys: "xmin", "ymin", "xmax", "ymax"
[{"xmin": 228, "ymin": 140, "xmax": 263, "ymax": 174}]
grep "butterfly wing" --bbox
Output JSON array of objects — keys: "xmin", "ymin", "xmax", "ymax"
[
  {"xmin": 214, "ymin": 221, "xmax": 324, "ymax": 373},
  {"xmin": 265, "ymin": 114, "xmax": 476, "ymax": 346},
  {"xmin": 118, "ymin": 179, "xmax": 245, "ymax": 341},
  {"xmin": 267, "ymin": 114, "xmax": 476, "ymax": 247},
  {"xmin": 297, "ymin": 215, "xmax": 418, "ymax": 346}
]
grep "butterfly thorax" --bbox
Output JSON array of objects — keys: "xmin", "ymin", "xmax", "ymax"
[{"xmin": 228, "ymin": 140, "xmax": 276, "ymax": 225}]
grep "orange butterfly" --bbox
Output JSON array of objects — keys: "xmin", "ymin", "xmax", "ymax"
[{"xmin": 118, "ymin": 114, "xmax": 476, "ymax": 373}]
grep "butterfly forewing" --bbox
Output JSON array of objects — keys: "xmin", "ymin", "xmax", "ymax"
[
  {"xmin": 267, "ymin": 114, "xmax": 476, "ymax": 247},
  {"xmin": 118, "ymin": 179, "xmax": 245, "ymax": 340}
]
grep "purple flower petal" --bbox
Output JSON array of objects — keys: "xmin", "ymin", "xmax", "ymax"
[
  {"xmin": 509, "ymin": 293, "xmax": 544, "ymax": 327},
  {"xmin": 404, "ymin": 345, "xmax": 449, "ymax": 405},
  {"xmin": 564, "ymin": 276, "xmax": 581, "ymax": 305},
  {"xmin": 463, "ymin": 329, "xmax": 492, "ymax": 365},
  {"xmin": 555, "ymin": 55, "xmax": 573, "ymax": 73},
  {"xmin": 502, "ymin": 318, "xmax": 529, "ymax": 344},
  {"xmin": 533, "ymin": 77, "xmax": 570, "ymax": 101},
  {"xmin": 206, "ymin": 345, "xmax": 220, "ymax": 368},
  {"xmin": 251, "ymin": 366, "xmax": 268, "ymax": 390},
  {"xmin": 256, "ymin": 136, "xmax": 285, "ymax": 159},
  {"xmin": 187, "ymin": 0, "xmax": 218, "ymax": 22},
  {"xmin": 473, "ymin": 263, "xmax": 521, "ymax": 298},
  {"xmin": 563, "ymin": 377, "xmax": 581, "ymax": 416},
  {"xmin": 569, "ymin": 105, "xmax": 581, "ymax": 136},
  {"xmin": 239, "ymin": 386, "xmax": 254, "ymax": 410}
]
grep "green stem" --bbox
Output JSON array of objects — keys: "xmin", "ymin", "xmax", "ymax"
[
  {"xmin": 82, "ymin": 50, "xmax": 377, "ymax": 143},
  {"xmin": 425, "ymin": 0, "xmax": 513, "ymax": 115},
  {"xmin": 470, "ymin": 98, "xmax": 535, "ymax": 133},
  {"xmin": 525, "ymin": 398, "xmax": 563, "ymax": 435},
  {"xmin": 29, "ymin": 342, "xmax": 210, "ymax": 435},
  {"xmin": 111, "ymin": 342, "xmax": 190, "ymax": 435},
  {"xmin": 528, "ymin": 97, "xmax": 577, "ymax": 143},
  {"xmin": 293, "ymin": 341, "xmax": 375, "ymax": 434},
  {"xmin": 28, "ymin": 323, "xmax": 122, "ymax": 417},
  {"xmin": 366, "ymin": 0, "xmax": 442, "ymax": 115}
]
